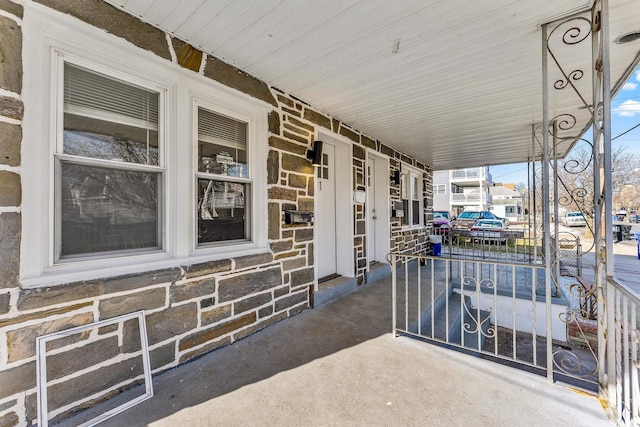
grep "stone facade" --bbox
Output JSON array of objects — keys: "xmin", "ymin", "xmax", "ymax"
[
  {"xmin": 389, "ymin": 158, "xmax": 434, "ymax": 257},
  {"xmin": 0, "ymin": 1, "xmax": 433, "ymax": 425}
]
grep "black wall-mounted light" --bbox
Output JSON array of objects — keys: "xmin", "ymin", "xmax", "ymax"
[{"xmin": 306, "ymin": 140, "xmax": 324, "ymax": 166}]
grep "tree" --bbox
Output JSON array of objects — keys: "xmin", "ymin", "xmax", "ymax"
[
  {"xmin": 555, "ymin": 143, "xmax": 640, "ymax": 217},
  {"xmin": 615, "ymin": 185, "xmax": 640, "ymax": 213}
]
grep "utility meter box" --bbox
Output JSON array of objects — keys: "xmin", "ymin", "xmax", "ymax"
[
  {"xmin": 285, "ymin": 210, "xmax": 314, "ymax": 225},
  {"xmin": 392, "ymin": 201, "xmax": 404, "ymax": 218}
]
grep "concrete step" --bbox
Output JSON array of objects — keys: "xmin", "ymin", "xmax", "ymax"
[
  {"xmin": 418, "ymin": 291, "xmax": 491, "ymax": 351},
  {"xmin": 418, "ymin": 288, "xmax": 461, "ymax": 341},
  {"xmin": 313, "ymin": 275, "xmax": 358, "ymax": 308},
  {"xmin": 366, "ymin": 262, "xmax": 391, "ymax": 283}
]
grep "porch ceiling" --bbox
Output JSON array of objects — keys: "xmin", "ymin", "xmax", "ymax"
[{"xmin": 106, "ymin": 0, "xmax": 640, "ymax": 170}]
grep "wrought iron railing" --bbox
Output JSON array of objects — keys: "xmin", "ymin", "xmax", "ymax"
[
  {"xmin": 441, "ymin": 229, "xmax": 538, "ymax": 264},
  {"xmin": 390, "ymin": 253, "xmax": 600, "ymax": 391},
  {"xmin": 553, "ymin": 231, "xmax": 583, "ymax": 278},
  {"xmin": 604, "ymin": 276, "xmax": 640, "ymax": 426}
]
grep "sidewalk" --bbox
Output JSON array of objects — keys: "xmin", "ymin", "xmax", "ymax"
[
  {"xmin": 85, "ymin": 275, "xmax": 607, "ymax": 427},
  {"xmin": 579, "ymin": 236, "xmax": 640, "ymax": 294}
]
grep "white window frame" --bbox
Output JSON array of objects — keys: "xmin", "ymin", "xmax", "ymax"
[
  {"xmin": 400, "ymin": 164, "xmax": 424, "ymax": 229},
  {"xmin": 191, "ymin": 98, "xmax": 262, "ymax": 252},
  {"xmin": 20, "ymin": 6, "xmax": 269, "ymax": 287},
  {"xmin": 433, "ymin": 184, "xmax": 446, "ymax": 195},
  {"xmin": 53, "ymin": 59, "xmax": 167, "ymax": 263}
]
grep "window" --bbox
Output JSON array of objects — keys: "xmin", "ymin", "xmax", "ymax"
[
  {"xmin": 401, "ymin": 166, "xmax": 423, "ymax": 227},
  {"xmin": 196, "ymin": 106, "xmax": 250, "ymax": 246},
  {"xmin": 56, "ymin": 63, "xmax": 163, "ymax": 260},
  {"xmin": 22, "ymin": 12, "xmax": 269, "ymax": 285},
  {"xmin": 433, "ymin": 184, "xmax": 446, "ymax": 195}
]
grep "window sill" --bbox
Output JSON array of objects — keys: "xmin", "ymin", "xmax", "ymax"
[
  {"xmin": 401, "ymin": 225, "xmax": 425, "ymax": 232},
  {"xmin": 21, "ymin": 245, "xmax": 270, "ymax": 289}
]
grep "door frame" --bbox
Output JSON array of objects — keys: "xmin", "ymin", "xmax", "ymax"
[
  {"xmin": 313, "ymin": 130, "xmax": 355, "ymax": 290},
  {"xmin": 366, "ymin": 150, "xmax": 391, "ymax": 266}
]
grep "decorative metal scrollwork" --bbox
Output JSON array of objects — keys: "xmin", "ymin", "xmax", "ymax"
[
  {"xmin": 552, "ymin": 113, "xmax": 577, "ymax": 132},
  {"xmin": 547, "ymin": 16, "xmax": 593, "ymax": 111},
  {"xmin": 558, "ymin": 188, "xmax": 588, "ymax": 207},
  {"xmin": 569, "ymin": 281, "xmax": 597, "ymax": 320},
  {"xmin": 561, "ymin": 21, "xmax": 592, "ymax": 45},
  {"xmin": 562, "ymin": 138, "xmax": 594, "ymax": 173},
  {"xmin": 459, "ymin": 276, "xmax": 496, "ymax": 339},
  {"xmin": 554, "ymin": 70, "xmax": 584, "ymax": 90},
  {"xmin": 552, "ymin": 348, "xmax": 598, "ymax": 378},
  {"xmin": 553, "ymin": 310, "xmax": 599, "ymax": 379}
]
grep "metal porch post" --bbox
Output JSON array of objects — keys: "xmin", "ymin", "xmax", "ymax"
[
  {"xmin": 552, "ymin": 122, "xmax": 560, "ymax": 297},
  {"xmin": 593, "ymin": 0, "xmax": 616, "ymax": 414},
  {"xmin": 541, "ymin": 22, "xmax": 554, "ymax": 382},
  {"xmin": 531, "ymin": 125, "xmax": 538, "ymax": 264}
]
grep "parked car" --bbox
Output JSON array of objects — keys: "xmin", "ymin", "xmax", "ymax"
[
  {"xmin": 561, "ymin": 211, "xmax": 587, "ymax": 227},
  {"xmin": 493, "ymin": 215, "xmax": 509, "ymax": 226},
  {"xmin": 470, "ymin": 219, "xmax": 508, "ymax": 242},
  {"xmin": 451, "ymin": 210, "xmax": 497, "ymax": 230},
  {"xmin": 630, "ymin": 214, "xmax": 640, "ymax": 223},
  {"xmin": 431, "ymin": 210, "xmax": 453, "ymax": 233}
]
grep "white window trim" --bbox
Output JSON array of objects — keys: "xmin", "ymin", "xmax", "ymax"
[
  {"xmin": 53, "ymin": 57, "xmax": 168, "ymax": 264},
  {"xmin": 21, "ymin": 5, "xmax": 269, "ymax": 288},
  {"xmin": 190, "ymin": 97, "xmax": 267, "ymax": 253},
  {"xmin": 400, "ymin": 164, "xmax": 424, "ymax": 230}
]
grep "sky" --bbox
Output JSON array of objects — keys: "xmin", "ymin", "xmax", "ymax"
[{"xmin": 491, "ymin": 65, "xmax": 640, "ymax": 186}]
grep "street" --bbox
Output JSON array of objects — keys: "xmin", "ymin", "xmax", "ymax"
[{"xmin": 556, "ymin": 221, "xmax": 640, "ymax": 294}]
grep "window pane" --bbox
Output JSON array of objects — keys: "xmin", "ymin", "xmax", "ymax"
[
  {"xmin": 402, "ymin": 199, "xmax": 409, "ymax": 226},
  {"xmin": 63, "ymin": 63, "xmax": 160, "ymax": 166},
  {"xmin": 198, "ymin": 107, "xmax": 247, "ymax": 178},
  {"xmin": 412, "ymin": 175, "xmax": 419, "ymax": 200},
  {"xmin": 412, "ymin": 200, "xmax": 420, "ymax": 225},
  {"xmin": 198, "ymin": 179, "xmax": 248, "ymax": 244},
  {"xmin": 401, "ymin": 173, "xmax": 408, "ymax": 199},
  {"xmin": 64, "ymin": 114, "xmax": 159, "ymax": 165},
  {"xmin": 198, "ymin": 141, "xmax": 246, "ymax": 177},
  {"xmin": 60, "ymin": 162, "xmax": 160, "ymax": 257}
]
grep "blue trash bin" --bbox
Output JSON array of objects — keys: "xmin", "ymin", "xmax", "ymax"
[{"xmin": 430, "ymin": 235, "xmax": 442, "ymax": 257}]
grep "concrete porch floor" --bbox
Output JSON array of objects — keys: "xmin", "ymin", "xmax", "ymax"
[{"xmin": 95, "ymin": 273, "xmax": 608, "ymax": 427}]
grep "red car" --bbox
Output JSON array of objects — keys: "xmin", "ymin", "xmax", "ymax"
[
  {"xmin": 451, "ymin": 210, "xmax": 497, "ymax": 230},
  {"xmin": 432, "ymin": 211, "xmax": 453, "ymax": 234}
]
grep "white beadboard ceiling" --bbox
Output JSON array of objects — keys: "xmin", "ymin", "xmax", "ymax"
[{"xmin": 105, "ymin": 0, "xmax": 640, "ymax": 170}]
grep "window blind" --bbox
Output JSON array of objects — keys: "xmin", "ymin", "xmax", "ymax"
[
  {"xmin": 64, "ymin": 63, "xmax": 159, "ymax": 126},
  {"xmin": 198, "ymin": 107, "xmax": 247, "ymax": 149}
]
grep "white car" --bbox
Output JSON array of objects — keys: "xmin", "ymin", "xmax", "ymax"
[
  {"xmin": 470, "ymin": 219, "xmax": 507, "ymax": 242},
  {"xmin": 562, "ymin": 212, "xmax": 587, "ymax": 227}
]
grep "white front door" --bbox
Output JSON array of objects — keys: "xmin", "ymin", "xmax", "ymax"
[
  {"xmin": 317, "ymin": 142, "xmax": 337, "ymax": 279},
  {"xmin": 367, "ymin": 154, "xmax": 377, "ymax": 263},
  {"xmin": 367, "ymin": 152, "xmax": 390, "ymax": 264}
]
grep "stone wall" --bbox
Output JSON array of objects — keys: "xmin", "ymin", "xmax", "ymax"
[
  {"xmin": 388, "ymin": 155, "xmax": 433, "ymax": 256},
  {"xmin": 0, "ymin": 1, "xmax": 433, "ymax": 425},
  {"xmin": 0, "ymin": 2, "xmax": 24, "ymax": 425}
]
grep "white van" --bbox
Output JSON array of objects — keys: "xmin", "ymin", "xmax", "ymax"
[{"xmin": 562, "ymin": 212, "xmax": 587, "ymax": 227}]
